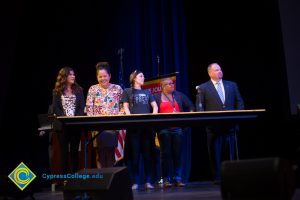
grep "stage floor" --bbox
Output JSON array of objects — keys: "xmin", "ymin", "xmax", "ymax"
[{"xmin": 26, "ymin": 181, "xmax": 300, "ymax": 200}]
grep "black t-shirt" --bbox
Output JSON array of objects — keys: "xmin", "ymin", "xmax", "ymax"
[{"xmin": 121, "ymin": 88, "xmax": 155, "ymax": 114}]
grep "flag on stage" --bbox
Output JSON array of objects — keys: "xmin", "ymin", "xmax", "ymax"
[
  {"xmin": 115, "ymin": 129, "xmax": 126, "ymax": 162},
  {"xmin": 115, "ymin": 48, "xmax": 126, "ymax": 162}
]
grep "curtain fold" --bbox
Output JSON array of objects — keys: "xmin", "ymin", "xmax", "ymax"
[{"xmin": 116, "ymin": 0, "xmax": 191, "ymax": 183}]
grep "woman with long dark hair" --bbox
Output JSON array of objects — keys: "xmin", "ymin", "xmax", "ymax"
[{"xmin": 52, "ymin": 66, "xmax": 85, "ymax": 176}]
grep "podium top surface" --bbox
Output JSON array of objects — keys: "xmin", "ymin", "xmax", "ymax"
[{"xmin": 56, "ymin": 109, "xmax": 266, "ymax": 130}]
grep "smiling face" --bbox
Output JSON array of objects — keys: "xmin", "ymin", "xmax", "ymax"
[
  {"xmin": 66, "ymin": 70, "xmax": 75, "ymax": 85},
  {"xmin": 97, "ymin": 69, "xmax": 111, "ymax": 88}
]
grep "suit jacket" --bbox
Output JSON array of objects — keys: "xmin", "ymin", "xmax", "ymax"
[
  {"xmin": 52, "ymin": 89, "xmax": 85, "ymax": 131},
  {"xmin": 196, "ymin": 80, "xmax": 244, "ymax": 112}
]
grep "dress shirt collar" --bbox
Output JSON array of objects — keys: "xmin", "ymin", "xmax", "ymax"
[{"xmin": 211, "ymin": 79, "xmax": 223, "ymax": 86}]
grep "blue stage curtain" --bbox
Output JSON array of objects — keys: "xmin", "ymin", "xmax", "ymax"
[{"xmin": 115, "ymin": 0, "xmax": 191, "ymax": 183}]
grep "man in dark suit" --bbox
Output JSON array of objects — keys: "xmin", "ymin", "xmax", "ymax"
[{"xmin": 195, "ymin": 63, "xmax": 244, "ymax": 183}]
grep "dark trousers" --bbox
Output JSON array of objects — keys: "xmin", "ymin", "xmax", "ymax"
[
  {"xmin": 96, "ymin": 130, "xmax": 118, "ymax": 168},
  {"xmin": 127, "ymin": 128, "xmax": 154, "ymax": 184},
  {"xmin": 57, "ymin": 128, "xmax": 82, "ymax": 174},
  {"xmin": 98, "ymin": 147, "xmax": 115, "ymax": 168},
  {"xmin": 158, "ymin": 128, "xmax": 183, "ymax": 182},
  {"xmin": 206, "ymin": 125, "xmax": 237, "ymax": 181}
]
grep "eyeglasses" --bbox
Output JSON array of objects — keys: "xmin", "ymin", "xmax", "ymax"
[{"xmin": 163, "ymin": 82, "xmax": 174, "ymax": 86}]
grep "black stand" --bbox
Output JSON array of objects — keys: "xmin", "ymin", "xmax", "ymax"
[{"xmin": 84, "ymin": 131, "xmax": 101, "ymax": 169}]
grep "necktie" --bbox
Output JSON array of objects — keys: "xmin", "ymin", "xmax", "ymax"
[{"xmin": 216, "ymin": 82, "xmax": 225, "ymax": 103}]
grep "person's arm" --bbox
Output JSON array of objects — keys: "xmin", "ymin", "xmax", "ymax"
[
  {"xmin": 117, "ymin": 86, "xmax": 126, "ymax": 115},
  {"xmin": 180, "ymin": 92, "xmax": 195, "ymax": 112},
  {"xmin": 151, "ymin": 101, "xmax": 158, "ymax": 114},
  {"xmin": 52, "ymin": 94, "xmax": 64, "ymax": 116},
  {"xmin": 120, "ymin": 88, "xmax": 131, "ymax": 115},
  {"xmin": 153, "ymin": 93, "xmax": 161, "ymax": 113},
  {"xmin": 148, "ymin": 91, "xmax": 158, "ymax": 114},
  {"xmin": 77, "ymin": 89, "xmax": 85, "ymax": 116},
  {"xmin": 85, "ymin": 87, "xmax": 94, "ymax": 116},
  {"xmin": 52, "ymin": 93, "xmax": 64, "ymax": 131},
  {"xmin": 123, "ymin": 102, "xmax": 131, "ymax": 115}
]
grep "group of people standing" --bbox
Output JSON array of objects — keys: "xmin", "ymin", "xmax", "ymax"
[{"xmin": 51, "ymin": 61, "xmax": 244, "ymax": 189}]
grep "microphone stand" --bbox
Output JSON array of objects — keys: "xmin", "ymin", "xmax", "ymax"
[
  {"xmin": 84, "ymin": 131, "xmax": 102, "ymax": 169},
  {"xmin": 196, "ymin": 86, "xmax": 203, "ymax": 111},
  {"xmin": 117, "ymin": 48, "xmax": 124, "ymax": 88},
  {"xmin": 157, "ymin": 55, "xmax": 160, "ymax": 77}
]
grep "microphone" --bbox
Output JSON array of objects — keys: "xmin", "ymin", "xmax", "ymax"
[
  {"xmin": 195, "ymin": 85, "xmax": 203, "ymax": 111},
  {"xmin": 117, "ymin": 48, "xmax": 124, "ymax": 55},
  {"xmin": 195, "ymin": 85, "xmax": 201, "ymax": 93}
]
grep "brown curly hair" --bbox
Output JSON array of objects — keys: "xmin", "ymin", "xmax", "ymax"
[{"xmin": 52, "ymin": 66, "xmax": 82, "ymax": 95}]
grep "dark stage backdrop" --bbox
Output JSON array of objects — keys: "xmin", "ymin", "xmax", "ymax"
[
  {"xmin": 0, "ymin": 0, "xmax": 191, "ymax": 183},
  {"xmin": 0, "ymin": 0, "xmax": 299, "ymax": 183},
  {"xmin": 185, "ymin": 0, "xmax": 299, "ymax": 180},
  {"xmin": 278, "ymin": 0, "xmax": 300, "ymax": 115}
]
